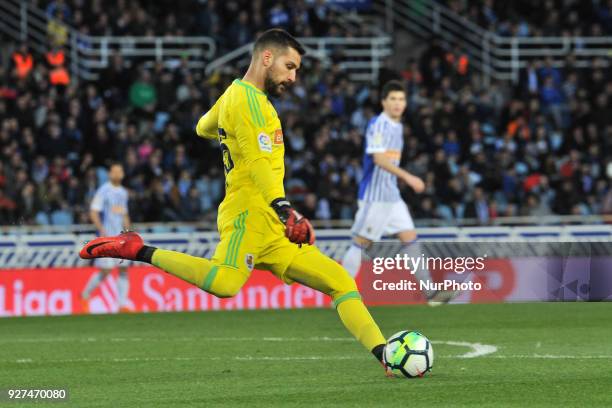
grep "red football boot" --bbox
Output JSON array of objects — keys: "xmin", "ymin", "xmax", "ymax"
[
  {"xmin": 381, "ymin": 361, "xmax": 394, "ymax": 378},
  {"xmin": 79, "ymin": 232, "xmax": 144, "ymax": 261}
]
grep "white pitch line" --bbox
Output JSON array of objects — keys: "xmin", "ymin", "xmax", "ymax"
[
  {"xmin": 0, "ymin": 336, "xmax": 354, "ymax": 344},
  {"xmin": 14, "ymin": 336, "xmax": 612, "ymax": 361},
  {"xmin": 492, "ymin": 354, "xmax": 612, "ymax": 359},
  {"xmin": 433, "ymin": 341, "xmax": 498, "ymax": 358},
  {"xmin": 0, "ymin": 336, "xmax": 501, "ymax": 359},
  {"xmin": 6, "ymin": 353, "xmax": 612, "ymax": 365},
  {"xmin": 5, "ymin": 356, "xmax": 361, "ymax": 364},
  {"xmin": 234, "ymin": 356, "xmax": 355, "ymax": 361}
]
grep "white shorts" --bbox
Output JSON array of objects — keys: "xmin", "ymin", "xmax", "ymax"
[
  {"xmin": 94, "ymin": 257, "xmax": 129, "ymax": 270},
  {"xmin": 351, "ymin": 200, "xmax": 415, "ymax": 241}
]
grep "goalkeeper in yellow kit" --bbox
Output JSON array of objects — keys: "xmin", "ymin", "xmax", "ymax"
[{"xmin": 80, "ymin": 28, "xmax": 388, "ymax": 372}]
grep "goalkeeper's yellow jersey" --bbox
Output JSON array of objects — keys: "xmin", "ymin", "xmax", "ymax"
[{"xmin": 195, "ymin": 79, "xmax": 286, "ymax": 221}]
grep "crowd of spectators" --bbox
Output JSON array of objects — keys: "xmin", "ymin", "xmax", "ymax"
[
  {"xmin": 444, "ymin": 0, "xmax": 612, "ymax": 37},
  {"xmin": 397, "ymin": 37, "xmax": 611, "ymax": 223},
  {"xmin": 38, "ymin": 0, "xmax": 366, "ymax": 52},
  {"xmin": 0, "ymin": 1, "xmax": 610, "ymax": 227}
]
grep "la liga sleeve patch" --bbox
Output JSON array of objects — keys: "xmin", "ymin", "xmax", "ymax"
[{"xmin": 258, "ymin": 133, "xmax": 272, "ymax": 152}]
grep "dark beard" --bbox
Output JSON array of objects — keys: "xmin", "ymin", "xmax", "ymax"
[{"xmin": 264, "ymin": 75, "xmax": 288, "ymax": 97}]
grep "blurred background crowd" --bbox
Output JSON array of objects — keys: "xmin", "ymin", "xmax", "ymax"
[
  {"xmin": 41, "ymin": 0, "xmax": 367, "ymax": 50},
  {"xmin": 444, "ymin": 0, "xmax": 612, "ymax": 37},
  {"xmin": 0, "ymin": 0, "xmax": 610, "ymax": 226}
]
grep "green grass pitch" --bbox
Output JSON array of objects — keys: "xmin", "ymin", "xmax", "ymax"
[{"xmin": 1, "ymin": 303, "xmax": 611, "ymax": 407}]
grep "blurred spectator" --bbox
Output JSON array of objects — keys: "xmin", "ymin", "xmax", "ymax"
[
  {"xmin": 46, "ymin": 46, "xmax": 70, "ymax": 86},
  {"xmin": 0, "ymin": 188, "xmax": 17, "ymax": 223},
  {"xmin": 47, "ymin": 10, "xmax": 69, "ymax": 47},
  {"xmin": 129, "ymin": 70, "xmax": 156, "ymax": 109},
  {"xmin": 11, "ymin": 43, "xmax": 34, "ymax": 81},
  {"xmin": 464, "ymin": 186, "xmax": 490, "ymax": 224},
  {"xmin": 45, "ymin": 0, "xmax": 71, "ymax": 20}
]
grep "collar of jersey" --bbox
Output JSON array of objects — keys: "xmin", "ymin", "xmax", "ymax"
[
  {"xmin": 380, "ymin": 111, "xmax": 402, "ymax": 127},
  {"xmin": 235, "ymin": 79, "xmax": 266, "ymax": 96}
]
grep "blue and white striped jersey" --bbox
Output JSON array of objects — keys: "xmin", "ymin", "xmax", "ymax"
[
  {"xmin": 358, "ymin": 112, "xmax": 404, "ymax": 202},
  {"xmin": 90, "ymin": 182, "xmax": 128, "ymax": 235}
]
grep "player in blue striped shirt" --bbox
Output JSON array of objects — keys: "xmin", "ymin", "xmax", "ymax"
[
  {"xmin": 343, "ymin": 80, "xmax": 443, "ymax": 301},
  {"xmin": 81, "ymin": 163, "xmax": 132, "ymax": 312}
]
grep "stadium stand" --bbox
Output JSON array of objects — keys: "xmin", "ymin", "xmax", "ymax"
[
  {"xmin": 443, "ymin": 0, "xmax": 612, "ymax": 37},
  {"xmin": 0, "ymin": 0, "xmax": 610, "ymax": 227}
]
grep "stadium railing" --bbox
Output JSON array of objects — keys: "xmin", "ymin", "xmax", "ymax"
[
  {"xmin": 372, "ymin": 0, "xmax": 612, "ymax": 85},
  {"xmin": 73, "ymin": 36, "xmax": 217, "ymax": 80},
  {"xmin": 1, "ymin": 214, "xmax": 610, "ymax": 236},
  {"xmin": 204, "ymin": 36, "xmax": 393, "ymax": 83},
  {"xmin": 0, "ymin": 0, "xmax": 217, "ymax": 81},
  {"xmin": 1, "ymin": 224, "xmax": 610, "ymax": 269}
]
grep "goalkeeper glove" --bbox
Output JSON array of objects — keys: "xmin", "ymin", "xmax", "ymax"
[{"xmin": 271, "ymin": 198, "xmax": 315, "ymax": 246}]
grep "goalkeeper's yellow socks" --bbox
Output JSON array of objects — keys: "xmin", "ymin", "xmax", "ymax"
[
  {"xmin": 335, "ymin": 296, "xmax": 386, "ymax": 361},
  {"xmin": 137, "ymin": 246, "xmax": 214, "ymax": 288}
]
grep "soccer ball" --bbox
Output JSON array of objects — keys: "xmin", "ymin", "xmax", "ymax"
[{"xmin": 383, "ymin": 331, "xmax": 434, "ymax": 378}]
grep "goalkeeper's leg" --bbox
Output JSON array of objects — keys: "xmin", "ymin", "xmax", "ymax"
[
  {"xmin": 79, "ymin": 210, "xmax": 257, "ymax": 298},
  {"xmin": 146, "ymin": 249, "xmax": 249, "ymax": 298},
  {"xmin": 141, "ymin": 210, "xmax": 257, "ymax": 297},
  {"xmin": 283, "ymin": 246, "xmax": 386, "ymax": 362}
]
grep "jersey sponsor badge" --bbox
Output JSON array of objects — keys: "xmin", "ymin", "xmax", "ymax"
[
  {"xmin": 245, "ymin": 253, "xmax": 254, "ymax": 271},
  {"xmin": 111, "ymin": 205, "xmax": 126, "ymax": 215},
  {"xmin": 274, "ymin": 129, "xmax": 283, "ymax": 144},
  {"xmin": 372, "ymin": 132, "xmax": 384, "ymax": 148},
  {"xmin": 258, "ymin": 133, "xmax": 272, "ymax": 152}
]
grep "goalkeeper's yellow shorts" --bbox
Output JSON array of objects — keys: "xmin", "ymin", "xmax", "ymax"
[{"xmin": 209, "ymin": 206, "xmax": 359, "ymax": 302}]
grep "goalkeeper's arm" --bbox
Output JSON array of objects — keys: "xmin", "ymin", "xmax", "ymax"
[
  {"xmin": 195, "ymin": 99, "xmax": 220, "ymax": 140},
  {"xmin": 249, "ymin": 158, "xmax": 315, "ymax": 245},
  {"xmin": 231, "ymin": 96, "xmax": 314, "ymax": 245}
]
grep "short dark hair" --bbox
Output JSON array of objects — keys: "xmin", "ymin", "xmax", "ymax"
[
  {"xmin": 254, "ymin": 28, "xmax": 306, "ymax": 56},
  {"xmin": 381, "ymin": 80, "xmax": 405, "ymax": 100}
]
